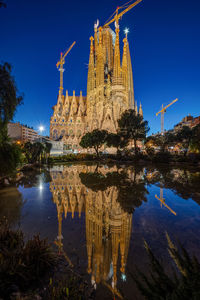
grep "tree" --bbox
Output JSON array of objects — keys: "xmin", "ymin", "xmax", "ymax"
[
  {"xmin": 79, "ymin": 129, "xmax": 108, "ymax": 157},
  {"xmin": 118, "ymin": 109, "xmax": 150, "ymax": 155},
  {"xmin": 147, "ymin": 131, "xmax": 176, "ymax": 152},
  {"xmin": 177, "ymin": 126, "xmax": 194, "ymax": 156},
  {"xmin": 190, "ymin": 124, "xmax": 200, "ymax": 153},
  {"xmin": 106, "ymin": 133, "xmax": 128, "ymax": 152},
  {"xmin": 0, "ymin": 63, "xmax": 23, "ymax": 132},
  {"xmin": 0, "ymin": 143, "xmax": 22, "ymax": 176},
  {"xmin": 44, "ymin": 142, "xmax": 52, "ymax": 162},
  {"xmin": 0, "ymin": 62, "xmax": 23, "ymax": 175},
  {"xmin": 23, "ymin": 142, "xmax": 44, "ymax": 164}
]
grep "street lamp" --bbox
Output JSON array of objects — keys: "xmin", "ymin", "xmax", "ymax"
[{"xmin": 39, "ymin": 126, "xmax": 44, "ymax": 135}]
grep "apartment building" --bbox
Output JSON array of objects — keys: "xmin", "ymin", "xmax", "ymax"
[{"xmin": 8, "ymin": 122, "xmax": 39, "ymax": 142}]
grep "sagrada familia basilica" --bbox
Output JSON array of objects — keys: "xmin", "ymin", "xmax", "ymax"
[
  {"xmin": 49, "ymin": 164, "xmax": 140, "ymax": 293},
  {"xmin": 50, "ymin": 8, "xmax": 143, "ymax": 150}
]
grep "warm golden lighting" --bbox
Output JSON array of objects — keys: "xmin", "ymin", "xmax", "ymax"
[
  {"xmin": 50, "ymin": 164, "xmax": 133, "ymax": 293},
  {"xmin": 50, "ymin": 2, "xmax": 143, "ymax": 149}
]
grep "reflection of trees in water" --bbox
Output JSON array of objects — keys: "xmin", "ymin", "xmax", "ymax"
[
  {"xmin": 146, "ymin": 166, "xmax": 200, "ymax": 205},
  {"xmin": 49, "ymin": 164, "xmax": 147, "ymax": 295},
  {"xmin": 79, "ymin": 166, "xmax": 148, "ymax": 214},
  {"xmin": 49, "ymin": 163, "xmax": 200, "ymax": 295},
  {"xmin": 0, "ymin": 187, "xmax": 23, "ymax": 225},
  {"xmin": 17, "ymin": 168, "xmax": 51, "ymax": 188}
]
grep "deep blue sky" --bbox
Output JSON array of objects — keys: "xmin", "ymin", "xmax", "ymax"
[{"xmin": 1, "ymin": 0, "xmax": 200, "ymax": 135}]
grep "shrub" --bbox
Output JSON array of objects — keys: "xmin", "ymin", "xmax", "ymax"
[
  {"xmin": 23, "ymin": 235, "xmax": 57, "ymax": 280},
  {"xmin": 0, "ymin": 221, "xmax": 57, "ymax": 297},
  {"xmin": 145, "ymin": 146, "xmax": 155, "ymax": 157},
  {"xmin": 48, "ymin": 153, "xmax": 97, "ymax": 163},
  {"xmin": 133, "ymin": 234, "xmax": 200, "ymax": 300},
  {"xmin": 152, "ymin": 150, "xmax": 172, "ymax": 163},
  {"xmin": 44, "ymin": 276, "xmax": 90, "ymax": 300},
  {"xmin": 0, "ymin": 143, "xmax": 22, "ymax": 176}
]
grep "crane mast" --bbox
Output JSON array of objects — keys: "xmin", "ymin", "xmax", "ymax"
[
  {"xmin": 103, "ymin": 0, "xmax": 142, "ymax": 27},
  {"xmin": 56, "ymin": 41, "xmax": 76, "ymax": 95},
  {"xmin": 156, "ymin": 98, "xmax": 178, "ymax": 135}
]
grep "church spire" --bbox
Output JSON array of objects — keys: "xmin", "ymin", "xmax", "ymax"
[
  {"xmin": 96, "ymin": 27, "xmax": 104, "ymax": 88},
  {"xmin": 126, "ymin": 37, "xmax": 135, "ymax": 109},
  {"xmin": 62, "ymin": 90, "xmax": 70, "ymax": 117},
  {"xmin": 135, "ymin": 101, "xmax": 138, "ymax": 114},
  {"xmin": 139, "ymin": 102, "xmax": 143, "ymax": 117},
  {"xmin": 122, "ymin": 36, "xmax": 128, "ymax": 91},
  {"xmin": 94, "ymin": 20, "xmax": 99, "ymax": 65},
  {"xmin": 87, "ymin": 36, "xmax": 95, "ymax": 95},
  {"xmin": 69, "ymin": 90, "xmax": 77, "ymax": 116},
  {"xmin": 113, "ymin": 21, "xmax": 121, "ymax": 84},
  {"xmin": 77, "ymin": 91, "xmax": 85, "ymax": 116}
]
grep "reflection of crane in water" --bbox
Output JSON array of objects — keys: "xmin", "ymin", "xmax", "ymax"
[{"xmin": 155, "ymin": 187, "xmax": 176, "ymax": 216}]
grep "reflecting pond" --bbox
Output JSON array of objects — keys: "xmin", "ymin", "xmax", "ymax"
[{"xmin": 0, "ymin": 163, "xmax": 200, "ymax": 299}]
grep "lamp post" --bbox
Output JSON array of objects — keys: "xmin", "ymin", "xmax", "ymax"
[{"xmin": 39, "ymin": 126, "xmax": 44, "ymax": 135}]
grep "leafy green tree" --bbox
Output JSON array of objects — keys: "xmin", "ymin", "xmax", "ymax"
[
  {"xmin": 0, "ymin": 143, "xmax": 22, "ymax": 176},
  {"xmin": 118, "ymin": 109, "xmax": 149, "ymax": 155},
  {"xmin": 106, "ymin": 132, "xmax": 128, "ymax": 152},
  {"xmin": 190, "ymin": 124, "xmax": 200, "ymax": 153},
  {"xmin": 147, "ymin": 131, "xmax": 176, "ymax": 152},
  {"xmin": 0, "ymin": 63, "xmax": 23, "ymax": 132},
  {"xmin": 23, "ymin": 142, "xmax": 44, "ymax": 163},
  {"xmin": 44, "ymin": 142, "xmax": 52, "ymax": 162},
  {"xmin": 177, "ymin": 126, "xmax": 194, "ymax": 156},
  {"xmin": 0, "ymin": 63, "xmax": 23, "ymax": 175},
  {"xmin": 80, "ymin": 129, "xmax": 108, "ymax": 157}
]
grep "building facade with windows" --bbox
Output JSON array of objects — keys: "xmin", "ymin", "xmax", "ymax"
[
  {"xmin": 7, "ymin": 122, "xmax": 39, "ymax": 143},
  {"xmin": 174, "ymin": 115, "xmax": 200, "ymax": 131}
]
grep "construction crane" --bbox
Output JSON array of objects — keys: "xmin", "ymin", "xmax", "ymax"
[
  {"xmin": 156, "ymin": 98, "xmax": 178, "ymax": 135},
  {"xmin": 56, "ymin": 41, "xmax": 76, "ymax": 95},
  {"xmin": 155, "ymin": 188, "xmax": 177, "ymax": 216},
  {"xmin": 103, "ymin": 0, "xmax": 142, "ymax": 28}
]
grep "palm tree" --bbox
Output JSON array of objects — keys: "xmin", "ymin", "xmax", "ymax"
[{"xmin": 44, "ymin": 142, "xmax": 52, "ymax": 163}]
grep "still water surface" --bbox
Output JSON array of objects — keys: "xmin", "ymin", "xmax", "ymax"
[{"xmin": 1, "ymin": 163, "xmax": 200, "ymax": 299}]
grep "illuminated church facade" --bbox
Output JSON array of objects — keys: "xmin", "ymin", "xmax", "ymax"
[
  {"xmin": 50, "ymin": 21, "xmax": 143, "ymax": 150},
  {"xmin": 49, "ymin": 164, "xmax": 135, "ymax": 292}
]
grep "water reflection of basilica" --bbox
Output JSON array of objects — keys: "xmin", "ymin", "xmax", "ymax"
[{"xmin": 49, "ymin": 164, "xmax": 137, "ymax": 292}]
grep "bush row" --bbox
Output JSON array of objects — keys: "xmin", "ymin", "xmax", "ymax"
[{"xmin": 48, "ymin": 153, "xmax": 97, "ymax": 163}]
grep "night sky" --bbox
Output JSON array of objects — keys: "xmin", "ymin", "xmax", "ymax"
[{"xmin": 1, "ymin": 0, "xmax": 200, "ymax": 135}]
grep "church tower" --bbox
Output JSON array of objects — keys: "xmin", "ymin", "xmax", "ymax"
[
  {"xmin": 86, "ymin": 21, "xmax": 137, "ymax": 133},
  {"xmin": 50, "ymin": 4, "xmax": 143, "ymax": 151}
]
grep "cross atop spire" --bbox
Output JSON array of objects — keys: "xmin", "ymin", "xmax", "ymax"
[{"xmin": 124, "ymin": 27, "xmax": 129, "ymax": 38}]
